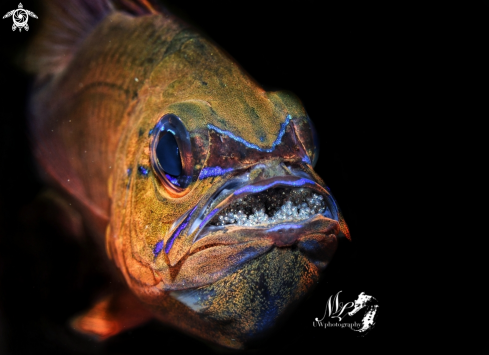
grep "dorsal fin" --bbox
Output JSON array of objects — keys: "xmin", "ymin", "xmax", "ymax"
[{"xmin": 26, "ymin": 0, "xmax": 163, "ymax": 80}]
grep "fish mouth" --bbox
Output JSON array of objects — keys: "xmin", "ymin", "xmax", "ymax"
[
  {"xmin": 191, "ymin": 175, "xmax": 340, "ymax": 246},
  {"xmin": 159, "ymin": 174, "xmax": 340, "ymax": 291}
]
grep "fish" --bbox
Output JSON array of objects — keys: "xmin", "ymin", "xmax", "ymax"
[{"xmin": 26, "ymin": 0, "xmax": 351, "ymax": 349}]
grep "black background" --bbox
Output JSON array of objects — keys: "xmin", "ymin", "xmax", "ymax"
[{"xmin": 1, "ymin": 0, "xmax": 479, "ymax": 354}]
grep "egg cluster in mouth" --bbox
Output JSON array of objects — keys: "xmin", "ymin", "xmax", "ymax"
[{"xmin": 209, "ymin": 187, "xmax": 330, "ymax": 227}]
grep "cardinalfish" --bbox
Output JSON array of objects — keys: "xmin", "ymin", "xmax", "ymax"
[{"xmin": 26, "ymin": 0, "xmax": 350, "ymax": 349}]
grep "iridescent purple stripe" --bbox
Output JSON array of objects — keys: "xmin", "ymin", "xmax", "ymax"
[
  {"xmin": 198, "ymin": 208, "xmax": 219, "ymax": 229},
  {"xmin": 153, "ymin": 240, "xmax": 164, "ymax": 256},
  {"xmin": 165, "ymin": 174, "xmax": 180, "ymax": 186},
  {"xmin": 199, "ymin": 166, "xmax": 234, "ymax": 180},
  {"xmin": 302, "ymin": 155, "xmax": 311, "ymax": 164},
  {"xmin": 163, "ymin": 206, "xmax": 197, "ymax": 255},
  {"xmin": 138, "ymin": 165, "xmax": 149, "ymax": 175},
  {"xmin": 233, "ymin": 178, "xmax": 315, "ymax": 196},
  {"xmin": 207, "ymin": 115, "xmax": 291, "ymax": 153}
]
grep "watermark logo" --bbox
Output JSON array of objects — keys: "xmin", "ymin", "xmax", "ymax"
[
  {"xmin": 3, "ymin": 3, "xmax": 37, "ymax": 32},
  {"xmin": 313, "ymin": 291, "xmax": 379, "ymax": 335}
]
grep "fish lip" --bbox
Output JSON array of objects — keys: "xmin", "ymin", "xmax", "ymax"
[
  {"xmin": 191, "ymin": 174, "xmax": 340, "ymax": 245},
  {"xmin": 190, "ymin": 215, "xmax": 339, "ymax": 253},
  {"xmin": 160, "ymin": 213, "xmax": 339, "ymax": 291}
]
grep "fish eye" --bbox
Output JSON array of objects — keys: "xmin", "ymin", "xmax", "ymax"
[
  {"xmin": 307, "ymin": 116, "xmax": 320, "ymax": 167},
  {"xmin": 156, "ymin": 132, "xmax": 182, "ymax": 177},
  {"xmin": 150, "ymin": 114, "xmax": 192, "ymax": 191}
]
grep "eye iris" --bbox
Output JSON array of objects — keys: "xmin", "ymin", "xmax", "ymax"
[{"xmin": 156, "ymin": 132, "xmax": 182, "ymax": 176}]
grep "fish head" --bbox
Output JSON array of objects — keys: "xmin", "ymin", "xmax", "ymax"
[{"xmin": 107, "ymin": 35, "xmax": 349, "ymax": 349}]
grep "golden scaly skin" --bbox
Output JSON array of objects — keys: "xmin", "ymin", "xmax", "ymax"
[{"xmin": 30, "ymin": 9, "xmax": 347, "ymax": 349}]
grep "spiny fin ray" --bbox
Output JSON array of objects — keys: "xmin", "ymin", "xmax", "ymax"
[{"xmin": 25, "ymin": 0, "xmax": 164, "ymax": 79}]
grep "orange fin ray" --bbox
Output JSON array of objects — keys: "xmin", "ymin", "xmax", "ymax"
[
  {"xmin": 71, "ymin": 290, "xmax": 153, "ymax": 340},
  {"xmin": 26, "ymin": 0, "xmax": 164, "ymax": 79}
]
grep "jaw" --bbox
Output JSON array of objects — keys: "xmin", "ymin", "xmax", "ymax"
[
  {"xmin": 156, "ymin": 173, "xmax": 341, "ymax": 291},
  {"xmin": 156, "ymin": 244, "xmax": 335, "ymax": 350},
  {"xmin": 138, "ymin": 170, "xmax": 341, "ymax": 348}
]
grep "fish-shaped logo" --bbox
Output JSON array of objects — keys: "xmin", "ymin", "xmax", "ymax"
[{"xmin": 27, "ymin": 0, "xmax": 350, "ymax": 349}]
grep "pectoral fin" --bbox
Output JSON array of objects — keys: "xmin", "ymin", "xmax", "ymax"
[{"xmin": 71, "ymin": 290, "xmax": 152, "ymax": 340}]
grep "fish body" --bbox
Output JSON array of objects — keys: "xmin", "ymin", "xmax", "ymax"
[{"xmin": 28, "ymin": 0, "xmax": 350, "ymax": 349}]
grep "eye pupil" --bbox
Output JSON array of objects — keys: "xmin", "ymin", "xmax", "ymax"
[{"xmin": 156, "ymin": 132, "xmax": 182, "ymax": 176}]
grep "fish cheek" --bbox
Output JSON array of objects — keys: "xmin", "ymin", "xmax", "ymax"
[
  {"xmin": 116, "ymin": 166, "xmax": 171, "ymax": 287},
  {"xmin": 126, "ymin": 166, "xmax": 203, "ymax": 260},
  {"xmin": 115, "ymin": 102, "xmax": 213, "ymax": 287}
]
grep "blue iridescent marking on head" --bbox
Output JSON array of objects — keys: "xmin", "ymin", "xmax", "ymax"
[
  {"xmin": 207, "ymin": 115, "xmax": 292, "ymax": 153},
  {"xmin": 148, "ymin": 128, "xmax": 154, "ymax": 137},
  {"xmin": 162, "ymin": 206, "xmax": 198, "ymax": 255},
  {"xmin": 199, "ymin": 166, "xmax": 234, "ymax": 180},
  {"xmin": 167, "ymin": 129, "xmax": 176, "ymax": 135},
  {"xmin": 153, "ymin": 240, "xmax": 164, "ymax": 256},
  {"xmin": 198, "ymin": 208, "xmax": 219, "ymax": 230},
  {"xmin": 302, "ymin": 155, "xmax": 311, "ymax": 164},
  {"xmin": 165, "ymin": 174, "xmax": 180, "ymax": 186},
  {"xmin": 138, "ymin": 165, "xmax": 149, "ymax": 176},
  {"xmin": 233, "ymin": 178, "xmax": 315, "ymax": 196}
]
